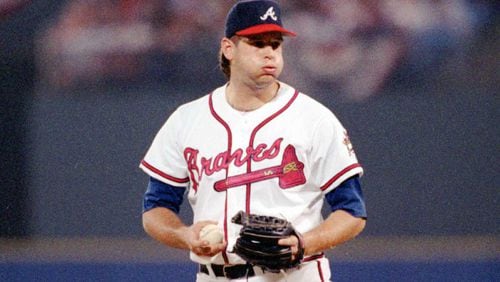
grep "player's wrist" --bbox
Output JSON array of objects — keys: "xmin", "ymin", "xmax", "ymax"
[
  {"xmin": 295, "ymin": 231, "xmax": 305, "ymax": 258},
  {"xmin": 172, "ymin": 225, "xmax": 192, "ymax": 250},
  {"xmin": 302, "ymin": 233, "xmax": 318, "ymax": 256}
]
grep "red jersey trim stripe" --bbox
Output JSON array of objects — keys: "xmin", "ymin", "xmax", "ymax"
[
  {"xmin": 316, "ymin": 259, "xmax": 325, "ymax": 282},
  {"xmin": 140, "ymin": 160, "xmax": 190, "ymax": 184},
  {"xmin": 320, "ymin": 163, "xmax": 362, "ymax": 191},
  {"xmin": 208, "ymin": 91, "xmax": 232, "ymax": 265},
  {"xmin": 246, "ymin": 89, "xmax": 300, "ymax": 213},
  {"xmin": 303, "ymin": 253, "xmax": 325, "ymax": 262}
]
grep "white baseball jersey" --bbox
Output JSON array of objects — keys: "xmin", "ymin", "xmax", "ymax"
[{"xmin": 140, "ymin": 82, "xmax": 363, "ymax": 265}]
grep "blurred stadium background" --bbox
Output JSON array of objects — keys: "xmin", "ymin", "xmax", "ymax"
[{"xmin": 0, "ymin": 0, "xmax": 498, "ymax": 281}]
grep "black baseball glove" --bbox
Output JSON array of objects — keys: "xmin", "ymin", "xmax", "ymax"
[{"xmin": 231, "ymin": 211, "xmax": 304, "ymax": 273}]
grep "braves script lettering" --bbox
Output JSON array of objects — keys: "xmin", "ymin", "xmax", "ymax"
[{"xmin": 184, "ymin": 138, "xmax": 283, "ymax": 191}]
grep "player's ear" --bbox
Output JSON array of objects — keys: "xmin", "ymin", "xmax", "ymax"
[{"xmin": 221, "ymin": 37, "xmax": 234, "ymax": 61}]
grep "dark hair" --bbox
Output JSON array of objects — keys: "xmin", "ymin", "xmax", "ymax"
[
  {"xmin": 219, "ymin": 51, "xmax": 231, "ymax": 80},
  {"xmin": 220, "ymin": 36, "xmax": 241, "ymax": 80}
]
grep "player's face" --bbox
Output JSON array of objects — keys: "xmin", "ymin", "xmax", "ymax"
[{"xmin": 230, "ymin": 32, "xmax": 284, "ymax": 88}]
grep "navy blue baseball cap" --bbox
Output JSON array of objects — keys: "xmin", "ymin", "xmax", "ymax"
[{"xmin": 225, "ymin": 0, "xmax": 296, "ymax": 38}]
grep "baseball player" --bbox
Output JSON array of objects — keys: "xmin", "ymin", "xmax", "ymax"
[{"xmin": 140, "ymin": 1, "xmax": 367, "ymax": 281}]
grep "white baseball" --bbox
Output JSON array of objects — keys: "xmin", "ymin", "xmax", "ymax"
[{"xmin": 199, "ymin": 224, "xmax": 223, "ymax": 245}]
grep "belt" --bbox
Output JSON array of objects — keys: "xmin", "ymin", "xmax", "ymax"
[
  {"xmin": 199, "ymin": 253, "xmax": 324, "ymax": 279},
  {"xmin": 199, "ymin": 264, "xmax": 255, "ymax": 279}
]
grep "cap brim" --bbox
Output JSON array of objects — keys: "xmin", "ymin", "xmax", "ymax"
[{"xmin": 235, "ymin": 24, "xmax": 297, "ymax": 37}]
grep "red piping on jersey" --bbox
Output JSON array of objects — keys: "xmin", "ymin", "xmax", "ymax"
[
  {"xmin": 301, "ymin": 253, "xmax": 326, "ymax": 281},
  {"xmin": 140, "ymin": 160, "xmax": 189, "ymax": 184},
  {"xmin": 320, "ymin": 163, "xmax": 362, "ymax": 191},
  {"xmin": 208, "ymin": 88, "xmax": 299, "ymax": 263},
  {"xmin": 208, "ymin": 92, "xmax": 232, "ymax": 264},
  {"xmin": 316, "ymin": 259, "xmax": 325, "ymax": 282},
  {"xmin": 303, "ymin": 253, "xmax": 325, "ymax": 262},
  {"xmin": 246, "ymin": 89, "xmax": 299, "ymax": 213}
]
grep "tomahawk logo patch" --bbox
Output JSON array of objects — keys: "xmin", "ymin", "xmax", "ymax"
[{"xmin": 214, "ymin": 144, "xmax": 305, "ymax": 191}]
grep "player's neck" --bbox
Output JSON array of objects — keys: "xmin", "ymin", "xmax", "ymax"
[{"xmin": 225, "ymin": 81, "xmax": 280, "ymax": 112}]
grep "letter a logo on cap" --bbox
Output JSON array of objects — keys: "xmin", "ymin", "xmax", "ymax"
[{"xmin": 260, "ymin": 7, "xmax": 278, "ymax": 21}]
